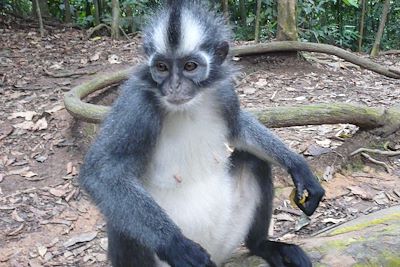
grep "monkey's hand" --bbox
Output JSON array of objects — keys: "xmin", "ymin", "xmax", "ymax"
[
  {"xmin": 290, "ymin": 162, "xmax": 325, "ymax": 216},
  {"xmin": 156, "ymin": 232, "xmax": 217, "ymax": 267}
]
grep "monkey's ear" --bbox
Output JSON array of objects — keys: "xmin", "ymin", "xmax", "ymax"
[{"xmin": 214, "ymin": 41, "xmax": 229, "ymax": 65}]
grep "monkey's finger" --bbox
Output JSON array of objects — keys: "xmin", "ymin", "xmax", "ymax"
[{"xmin": 299, "ymin": 190, "xmax": 324, "ymax": 216}]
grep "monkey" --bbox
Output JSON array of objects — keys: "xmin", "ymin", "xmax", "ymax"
[{"xmin": 78, "ymin": 1, "xmax": 325, "ymax": 267}]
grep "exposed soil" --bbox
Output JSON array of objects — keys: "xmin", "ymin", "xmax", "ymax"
[{"xmin": 0, "ymin": 18, "xmax": 399, "ymax": 267}]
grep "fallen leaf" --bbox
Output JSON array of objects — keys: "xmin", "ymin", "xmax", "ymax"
[
  {"xmin": 49, "ymin": 188, "xmax": 67, "ymax": 197},
  {"xmin": 322, "ymin": 166, "xmax": 334, "ymax": 181},
  {"xmin": 0, "ymin": 122, "xmax": 13, "ymax": 141},
  {"xmin": 6, "ymin": 224, "xmax": 24, "ymax": 236},
  {"xmin": 7, "ymin": 167, "xmax": 30, "ymax": 176},
  {"xmin": 8, "ymin": 111, "xmax": 38, "ymax": 121},
  {"xmin": 33, "ymin": 117, "xmax": 48, "ymax": 131},
  {"xmin": 63, "ymin": 232, "xmax": 98, "ymax": 248},
  {"xmin": 316, "ymin": 139, "xmax": 332, "ymax": 148},
  {"xmin": 295, "ymin": 214, "xmax": 310, "ymax": 231},
  {"xmin": 46, "ymin": 105, "xmax": 64, "ymax": 113},
  {"xmin": 275, "ymin": 213, "xmax": 295, "ymax": 222},
  {"xmin": 242, "ymin": 87, "xmax": 256, "ymax": 95},
  {"xmin": 373, "ymin": 192, "xmax": 389, "ymax": 205},
  {"xmin": 348, "ymin": 185, "xmax": 373, "ymax": 200},
  {"xmin": 21, "ymin": 171, "xmax": 38, "ymax": 178},
  {"xmin": 306, "ymin": 144, "xmax": 332, "ymax": 156},
  {"xmin": 0, "ymin": 173, "xmax": 4, "ymax": 182},
  {"xmin": 90, "ymin": 52, "xmax": 101, "ymax": 62},
  {"xmin": 37, "ymin": 245, "xmax": 47, "ymax": 258},
  {"xmin": 66, "ymin": 162, "xmax": 73, "ymax": 174},
  {"xmin": 11, "ymin": 210, "xmax": 24, "ymax": 222}
]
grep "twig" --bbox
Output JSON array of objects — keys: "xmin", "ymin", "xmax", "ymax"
[
  {"xmin": 119, "ymin": 26, "xmax": 130, "ymax": 40},
  {"xmin": 43, "ymin": 68, "xmax": 97, "ymax": 78},
  {"xmin": 311, "ymin": 220, "xmax": 348, "ymax": 237},
  {"xmin": 350, "ymin": 148, "xmax": 400, "ymax": 157},
  {"xmin": 360, "ymin": 153, "xmax": 392, "ymax": 173}
]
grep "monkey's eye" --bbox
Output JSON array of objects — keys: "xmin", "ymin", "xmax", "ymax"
[
  {"xmin": 156, "ymin": 62, "xmax": 168, "ymax": 72},
  {"xmin": 184, "ymin": 62, "xmax": 198, "ymax": 72}
]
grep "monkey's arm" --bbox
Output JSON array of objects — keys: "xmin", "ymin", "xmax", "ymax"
[
  {"xmin": 79, "ymin": 81, "xmax": 215, "ymax": 267},
  {"xmin": 232, "ymin": 110, "xmax": 325, "ymax": 216}
]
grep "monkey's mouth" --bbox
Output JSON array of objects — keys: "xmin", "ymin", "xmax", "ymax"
[{"xmin": 165, "ymin": 95, "xmax": 194, "ymax": 105}]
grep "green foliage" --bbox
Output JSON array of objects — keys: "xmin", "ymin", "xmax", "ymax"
[
  {"xmin": 0, "ymin": 0, "xmax": 32, "ymax": 17},
  {"xmin": 3, "ymin": 0, "xmax": 399, "ymax": 52}
]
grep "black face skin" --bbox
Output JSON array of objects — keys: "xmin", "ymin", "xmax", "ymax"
[{"xmin": 149, "ymin": 53, "xmax": 210, "ymax": 105}]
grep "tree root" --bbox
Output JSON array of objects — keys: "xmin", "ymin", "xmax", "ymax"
[
  {"xmin": 351, "ymin": 148, "xmax": 400, "ymax": 157},
  {"xmin": 63, "ymin": 68, "xmax": 400, "ymax": 138},
  {"xmin": 86, "ymin": 23, "xmax": 112, "ymax": 39},
  {"xmin": 360, "ymin": 153, "xmax": 392, "ymax": 173},
  {"xmin": 231, "ymin": 41, "xmax": 400, "ymax": 79}
]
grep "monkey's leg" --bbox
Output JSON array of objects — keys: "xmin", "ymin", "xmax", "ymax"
[
  {"xmin": 107, "ymin": 224, "xmax": 156, "ymax": 267},
  {"xmin": 230, "ymin": 150, "xmax": 312, "ymax": 267}
]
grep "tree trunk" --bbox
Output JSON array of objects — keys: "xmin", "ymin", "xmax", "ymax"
[
  {"xmin": 239, "ymin": 0, "xmax": 246, "ymax": 25},
  {"xmin": 370, "ymin": 0, "xmax": 390, "ymax": 57},
  {"xmin": 125, "ymin": 5, "xmax": 135, "ymax": 33},
  {"xmin": 34, "ymin": 0, "xmax": 44, "ymax": 37},
  {"xmin": 254, "ymin": 0, "xmax": 262, "ymax": 43},
  {"xmin": 111, "ymin": 0, "xmax": 120, "ymax": 39},
  {"xmin": 63, "ymin": 0, "xmax": 72, "ymax": 23},
  {"xmin": 358, "ymin": 0, "xmax": 366, "ymax": 52},
  {"xmin": 221, "ymin": 0, "xmax": 229, "ymax": 19},
  {"xmin": 94, "ymin": 0, "xmax": 100, "ymax": 25},
  {"xmin": 38, "ymin": 0, "xmax": 50, "ymax": 18},
  {"xmin": 85, "ymin": 0, "xmax": 91, "ymax": 18},
  {"xmin": 277, "ymin": 0, "xmax": 298, "ymax": 41}
]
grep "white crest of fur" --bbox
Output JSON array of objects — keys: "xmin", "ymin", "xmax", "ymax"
[
  {"xmin": 177, "ymin": 9, "xmax": 205, "ymax": 55},
  {"xmin": 152, "ymin": 16, "xmax": 169, "ymax": 54}
]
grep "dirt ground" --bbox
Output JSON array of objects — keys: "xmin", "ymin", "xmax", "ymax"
[{"xmin": 1, "ymin": 18, "xmax": 400, "ymax": 267}]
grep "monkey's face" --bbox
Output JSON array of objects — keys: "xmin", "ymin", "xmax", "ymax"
[{"xmin": 149, "ymin": 52, "xmax": 211, "ymax": 106}]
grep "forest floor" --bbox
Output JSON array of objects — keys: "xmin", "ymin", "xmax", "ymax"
[{"xmin": 0, "ymin": 19, "xmax": 400, "ymax": 267}]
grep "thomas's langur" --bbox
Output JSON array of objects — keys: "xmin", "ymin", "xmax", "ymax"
[{"xmin": 79, "ymin": 1, "xmax": 325, "ymax": 266}]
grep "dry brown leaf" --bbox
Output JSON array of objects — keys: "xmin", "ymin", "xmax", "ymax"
[
  {"xmin": 8, "ymin": 111, "xmax": 38, "ymax": 121},
  {"xmin": 37, "ymin": 245, "xmax": 47, "ymax": 258},
  {"xmin": 49, "ymin": 188, "xmax": 67, "ymax": 197},
  {"xmin": 347, "ymin": 185, "xmax": 373, "ymax": 200},
  {"xmin": 7, "ymin": 224, "xmax": 24, "ymax": 236},
  {"xmin": 33, "ymin": 117, "xmax": 48, "ymax": 131},
  {"xmin": 63, "ymin": 232, "xmax": 98, "ymax": 248},
  {"xmin": 45, "ymin": 105, "xmax": 64, "ymax": 114},
  {"xmin": 275, "ymin": 213, "xmax": 295, "ymax": 222},
  {"xmin": 0, "ymin": 173, "xmax": 4, "ymax": 183},
  {"xmin": 0, "ymin": 122, "xmax": 13, "ymax": 141},
  {"xmin": 11, "ymin": 210, "xmax": 24, "ymax": 222},
  {"xmin": 90, "ymin": 52, "xmax": 101, "ymax": 62},
  {"xmin": 66, "ymin": 162, "xmax": 73, "ymax": 174},
  {"xmin": 7, "ymin": 167, "xmax": 30, "ymax": 176},
  {"xmin": 21, "ymin": 171, "xmax": 38, "ymax": 178}
]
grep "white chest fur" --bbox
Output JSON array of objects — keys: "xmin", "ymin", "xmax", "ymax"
[{"xmin": 143, "ymin": 93, "xmax": 261, "ymax": 266}]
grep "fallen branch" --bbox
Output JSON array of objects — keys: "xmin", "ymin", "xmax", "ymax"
[
  {"xmin": 231, "ymin": 41, "xmax": 400, "ymax": 79},
  {"xmin": 350, "ymin": 148, "xmax": 400, "ymax": 157},
  {"xmin": 360, "ymin": 153, "xmax": 392, "ymax": 173}
]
